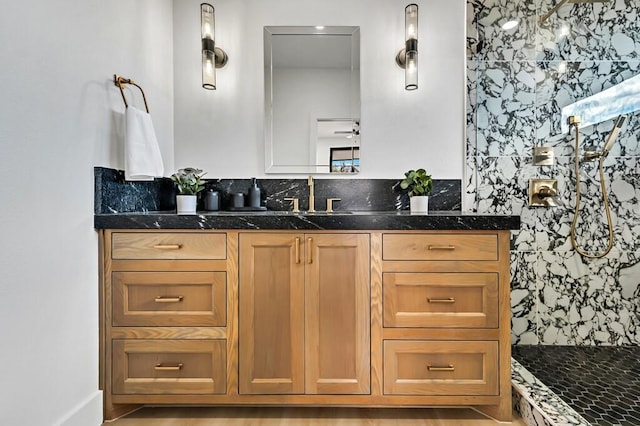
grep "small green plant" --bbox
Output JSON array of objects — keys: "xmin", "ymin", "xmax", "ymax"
[
  {"xmin": 170, "ymin": 167, "xmax": 206, "ymax": 195},
  {"xmin": 400, "ymin": 168, "xmax": 433, "ymax": 197}
]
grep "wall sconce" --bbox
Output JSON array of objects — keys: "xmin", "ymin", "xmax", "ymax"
[
  {"xmin": 201, "ymin": 3, "xmax": 228, "ymax": 90},
  {"xmin": 396, "ymin": 4, "xmax": 418, "ymax": 90}
]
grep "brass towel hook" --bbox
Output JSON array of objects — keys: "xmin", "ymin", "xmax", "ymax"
[{"xmin": 114, "ymin": 74, "xmax": 150, "ymax": 113}]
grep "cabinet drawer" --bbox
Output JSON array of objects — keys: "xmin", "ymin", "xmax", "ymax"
[
  {"xmin": 112, "ymin": 271, "xmax": 226, "ymax": 327},
  {"xmin": 383, "ymin": 340, "xmax": 498, "ymax": 396},
  {"xmin": 383, "ymin": 273, "xmax": 498, "ymax": 328},
  {"xmin": 112, "ymin": 339, "xmax": 226, "ymax": 395},
  {"xmin": 112, "ymin": 232, "xmax": 226, "ymax": 260},
  {"xmin": 382, "ymin": 234, "xmax": 498, "ymax": 261}
]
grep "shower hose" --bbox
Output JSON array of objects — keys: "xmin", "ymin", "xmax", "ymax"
[{"xmin": 569, "ymin": 121, "xmax": 615, "ymax": 259}]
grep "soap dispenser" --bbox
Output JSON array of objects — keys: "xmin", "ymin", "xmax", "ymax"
[{"xmin": 247, "ymin": 178, "xmax": 261, "ymax": 208}]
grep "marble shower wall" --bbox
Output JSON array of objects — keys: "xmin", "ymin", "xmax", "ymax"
[{"xmin": 467, "ymin": 0, "xmax": 640, "ymax": 345}]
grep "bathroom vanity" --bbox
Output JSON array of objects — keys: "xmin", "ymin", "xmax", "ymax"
[{"xmin": 96, "ymin": 211, "xmax": 519, "ymax": 421}]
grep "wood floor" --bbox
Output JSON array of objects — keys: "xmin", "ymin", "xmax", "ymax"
[{"xmin": 103, "ymin": 407, "xmax": 527, "ymax": 425}]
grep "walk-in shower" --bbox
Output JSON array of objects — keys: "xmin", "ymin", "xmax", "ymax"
[{"xmin": 467, "ymin": 0, "xmax": 640, "ymax": 424}]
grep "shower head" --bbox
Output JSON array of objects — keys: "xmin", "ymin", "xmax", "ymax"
[
  {"xmin": 602, "ymin": 115, "xmax": 627, "ymax": 156},
  {"xmin": 539, "ymin": 0, "xmax": 610, "ymax": 25}
]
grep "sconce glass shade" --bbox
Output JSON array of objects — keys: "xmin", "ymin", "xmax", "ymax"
[
  {"xmin": 202, "ymin": 49, "xmax": 216, "ymax": 90},
  {"xmin": 405, "ymin": 50, "xmax": 418, "ymax": 90},
  {"xmin": 396, "ymin": 4, "xmax": 418, "ymax": 91},
  {"xmin": 405, "ymin": 4, "xmax": 418, "ymax": 42},
  {"xmin": 201, "ymin": 3, "xmax": 215, "ymax": 41}
]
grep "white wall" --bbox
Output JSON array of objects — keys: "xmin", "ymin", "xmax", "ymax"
[
  {"xmin": 0, "ymin": 1, "xmax": 174, "ymax": 425},
  {"xmin": 173, "ymin": 0, "xmax": 465, "ymax": 179}
]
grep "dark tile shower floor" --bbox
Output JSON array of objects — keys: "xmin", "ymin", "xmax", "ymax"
[{"xmin": 512, "ymin": 345, "xmax": 640, "ymax": 426}]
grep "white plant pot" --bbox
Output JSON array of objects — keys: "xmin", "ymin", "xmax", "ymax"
[
  {"xmin": 409, "ymin": 195, "xmax": 429, "ymax": 214},
  {"xmin": 176, "ymin": 194, "xmax": 197, "ymax": 214}
]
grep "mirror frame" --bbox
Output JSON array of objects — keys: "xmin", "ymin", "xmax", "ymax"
[{"xmin": 264, "ymin": 25, "xmax": 361, "ymax": 174}]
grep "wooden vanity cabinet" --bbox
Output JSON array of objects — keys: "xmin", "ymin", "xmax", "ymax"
[
  {"xmin": 99, "ymin": 229, "xmax": 511, "ymax": 422},
  {"xmin": 238, "ymin": 233, "xmax": 370, "ymax": 395}
]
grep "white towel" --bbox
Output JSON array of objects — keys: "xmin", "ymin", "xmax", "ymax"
[{"xmin": 124, "ymin": 106, "xmax": 164, "ymax": 181}]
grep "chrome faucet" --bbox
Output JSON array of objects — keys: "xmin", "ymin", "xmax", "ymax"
[{"xmin": 307, "ymin": 175, "xmax": 315, "ymax": 212}]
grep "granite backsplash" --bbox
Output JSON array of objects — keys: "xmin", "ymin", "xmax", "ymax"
[{"xmin": 94, "ymin": 167, "xmax": 462, "ymax": 214}]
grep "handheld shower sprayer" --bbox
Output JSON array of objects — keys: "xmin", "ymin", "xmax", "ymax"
[
  {"xmin": 580, "ymin": 114, "xmax": 627, "ymax": 162},
  {"xmin": 602, "ymin": 114, "xmax": 626, "ymax": 156}
]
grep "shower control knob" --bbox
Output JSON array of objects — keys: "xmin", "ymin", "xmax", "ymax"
[{"xmin": 529, "ymin": 179, "xmax": 559, "ymax": 207}]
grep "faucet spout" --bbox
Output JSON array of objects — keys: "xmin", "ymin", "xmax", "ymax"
[{"xmin": 307, "ymin": 176, "xmax": 315, "ymax": 212}]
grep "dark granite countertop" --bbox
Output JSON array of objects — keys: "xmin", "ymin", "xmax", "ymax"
[{"xmin": 94, "ymin": 210, "xmax": 520, "ymax": 231}]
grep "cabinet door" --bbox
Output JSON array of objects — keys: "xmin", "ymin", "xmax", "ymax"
[
  {"xmin": 305, "ymin": 234, "xmax": 370, "ymax": 394},
  {"xmin": 239, "ymin": 233, "xmax": 305, "ymax": 394}
]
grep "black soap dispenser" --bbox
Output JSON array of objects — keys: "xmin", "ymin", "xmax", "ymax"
[{"xmin": 247, "ymin": 178, "xmax": 261, "ymax": 208}]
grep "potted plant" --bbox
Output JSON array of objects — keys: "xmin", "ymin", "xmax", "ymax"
[
  {"xmin": 400, "ymin": 168, "xmax": 433, "ymax": 213},
  {"xmin": 170, "ymin": 167, "xmax": 206, "ymax": 214}
]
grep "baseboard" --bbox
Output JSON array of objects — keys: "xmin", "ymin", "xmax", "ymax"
[{"xmin": 55, "ymin": 390, "xmax": 103, "ymax": 426}]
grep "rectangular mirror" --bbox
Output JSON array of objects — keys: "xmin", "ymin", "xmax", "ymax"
[{"xmin": 264, "ymin": 26, "xmax": 361, "ymax": 174}]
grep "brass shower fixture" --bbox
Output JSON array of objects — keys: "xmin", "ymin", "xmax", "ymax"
[
  {"xmin": 567, "ymin": 114, "xmax": 626, "ymax": 259},
  {"xmin": 539, "ymin": 0, "xmax": 610, "ymax": 25}
]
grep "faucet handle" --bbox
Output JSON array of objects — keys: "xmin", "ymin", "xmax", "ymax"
[
  {"xmin": 326, "ymin": 198, "xmax": 341, "ymax": 213},
  {"xmin": 284, "ymin": 197, "xmax": 300, "ymax": 213}
]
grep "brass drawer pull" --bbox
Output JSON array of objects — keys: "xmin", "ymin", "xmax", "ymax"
[
  {"xmin": 427, "ymin": 364, "xmax": 455, "ymax": 372},
  {"xmin": 428, "ymin": 297, "xmax": 455, "ymax": 304},
  {"xmin": 154, "ymin": 363, "xmax": 183, "ymax": 371},
  {"xmin": 154, "ymin": 296, "xmax": 184, "ymax": 303},
  {"xmin": 295, "ymin": 237, "xmax": 301, "ymax": 264},
  {"xmin": 428, "ymin": 245, "xmax": 456, "ymax": 250},
  {"xmin": 307, "ymin": 237, "xmax": 313, "ymax": 264},
  {"xmin": 153, "ymin": 244, "xmax": 183, "ymax": 250}
]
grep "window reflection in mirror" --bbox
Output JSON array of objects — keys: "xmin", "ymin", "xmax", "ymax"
[
  {"xmin": 264, "ymin": 26, "xmax": 360, "ymax": 174},
  {"xmin": 316, "ymin": 119, "xmax": 360, "ymax": 173}
]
